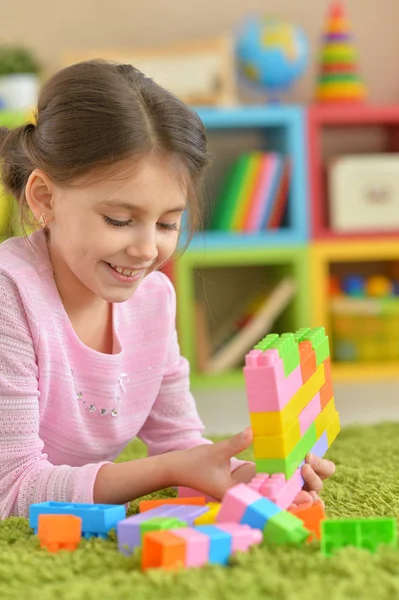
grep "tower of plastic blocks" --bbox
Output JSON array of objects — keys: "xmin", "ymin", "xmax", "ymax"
[
  {"xmin": 244, "ymin": 327, "xmax": 340, "ymax": 483},
  {"xmin": 315, "ymin": 1, "xmax": 366, "ymax": 103}
]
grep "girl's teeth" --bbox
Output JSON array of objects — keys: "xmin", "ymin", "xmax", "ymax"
[{"xmin": 109, "ymin": 264, "xmax": 138, "ymax": 277}]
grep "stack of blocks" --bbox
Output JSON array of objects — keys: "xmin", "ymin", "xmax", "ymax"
[{"xmin": 244, "ymin": 327, "xmax": 340, "ymax": 494}]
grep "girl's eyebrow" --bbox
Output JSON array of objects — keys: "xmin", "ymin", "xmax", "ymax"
[{"xmin": 97, "ymin": 199, "xmax": 186, "ymax": 214}]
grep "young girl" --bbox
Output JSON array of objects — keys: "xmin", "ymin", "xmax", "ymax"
[{"xmin": 0, "ymin": 61, "xmax": 334, "ymax": 519}]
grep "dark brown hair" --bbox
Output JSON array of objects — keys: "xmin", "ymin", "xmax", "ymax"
[{"xmin": 0, "ymin": 60, "xmax": 210, "ymax": 242}]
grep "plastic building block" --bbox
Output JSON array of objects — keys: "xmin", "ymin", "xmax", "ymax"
[
  {"xmin": 140, "ymin": 517, "xmax": 186, "ymax": 542},
  {"xmin": 298, "ymin": 340, "xmax": 317, "ymax": 383},
  {"xmin": 310, "ymin": 431, "xmax": 329, "ymax": 458},
  {"xmin": 256, "ymin": 468, "xmax": 304, "ymax": 510},
  {"xmin": 240, "ymin": 497, "xmax": 280, "ymax": 530},
  {"xmin": 30, "ymin": 501, "xmax": 126, "ymax": 539},
  {"xmin": 320, "ymin": 378, "xmax": 334, "ymax": 409},
  {"xmin": 38, "ymin": 514, "xmax": 82, "ymax": 553},
  {"xmin": 142, "ymin": 530, "xmax": 186, "ymax": 571},
  {"xmin": 253, "ymin": 420, "xmax": 301, "ymax": 458},
  {"xmin": 323, "ymin": 356, "xmax": 332, "ymax": 381},
  {"xmin": 264, "ymin": 510, "xmax": 309, "ymax": 546},
  {"xmin": 315, "ymin": 398, "xmax": 336, "ymax": 438},
  {"xmin": 288, "ymin": 500, "xmax": 325, "ymax": 541},
  {"xmin": 299, "ymin": 392, "xmax": 321, "ymax": 435},
  {"xmin": 117, "ymin": 504, "xmax": 208, "ymax": 555},
  {"xmin": 269, "ymin": 333, "xmax": 300, "ymax": 377},
  {"xmin": 327, "ymin": 411, "xmax": 340, "ymax": 445},
  {"xmin": 178, "ymin": 487, "xmax": 217, "ymax": 503},
  {"xmin": 255, "ymin": 423, "xmax": 317, "ymax": 478},
  {"xmin": 249, "ymin": 364, "xmax": 326, "ymax": 436},
  {"xmin": 244, "ymin": 350, "xmax": 302, "ymax": 412},
  {"xmin": 216, "ymin": 523, "xmax": 262, "ymax": 553},
  {"xmin": 301, "ymin": 328, "xmax": 330, "ymax": 367},
  {"xmin": 321, "ymin": 518, "xmax": 397, "ymax": 556},
  {"xmin": 195, "ymin": 525, "xmax": 232, "ymax": 565},
  {"xmin": 216, "ymin": 484, "xmax": 263, "ymax": 523},
  {"xmin": 169, "ymin": 527, "xmax": 210, "ymax": 567},
  {"xmin": 194, "ymin": 502, "xmax": 221, "ymax": 525},
  {"xmin": 139, "ymin": 497, "xmax": 206, "ymax": 512}
]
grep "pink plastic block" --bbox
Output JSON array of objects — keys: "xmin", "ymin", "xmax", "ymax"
[
  {"xmin": 244, "ymin": 349, "xmax": 303, "ymax": 412},
  {"xmin": 216, "ymin": 523, "xmax": 263, "ymax": 552},
  {"xmin": 178, "ymin": 487, "xmax": 217, "ymax": 503},
  {"xmin": 299, "ymin": 392, "xmax": 321, "ymax": 436},
  {"xmin": 170, "ymin": 527, "xmax": 210, "ymax": 567},
  {"xmin": 254, "ymin": 469, "xmax": 304, "ymax": 510},
  {"xmin": 216, "ymin": 484, "xmax": 263, "ymax": 524}
]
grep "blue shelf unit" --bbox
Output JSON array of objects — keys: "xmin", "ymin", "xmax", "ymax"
[{"xmin": 179, "ymin": 104, "xmax": 309, "ymax": 250}]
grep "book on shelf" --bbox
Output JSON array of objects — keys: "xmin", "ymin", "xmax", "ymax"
[
  {"xmin": 209, "ymin": 151, "xmax": 290, "ymax": 233},
  {"xmin": 202, "ymin": 276, "xmax": 297, "ymax": 374}
]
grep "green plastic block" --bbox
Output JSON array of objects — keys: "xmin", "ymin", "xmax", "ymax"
[
  {"xmin": 264, "ymin": 510, "xmax": 309, "ymax": 546},
  {"xmin": 255, "ymin": 423, "xmax": 317, "ymax": 479},
  {"xmin": 270, "ymin": 333, "xmax": 300, "ymax": 377},
  {"xmin": 321, "ymin": 518, "xmax": 398, "ymax": 557},
  {"xmin": 302, "ymin": 328, "xmax": 330, "ymax": 366},
  {"xmin": 253, "ymin": 333, "xmax": 279, "ymax": 351},
  {"xmin": 294, "ymin": 328, "xmax": 310, "ymax": 343},
  {"xmin": 140, "ymin": 517, "xmax": 186, "ymax": 542}
]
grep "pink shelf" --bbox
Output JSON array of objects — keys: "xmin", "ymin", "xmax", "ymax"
[{"xmin": 308, "ymin": 103, "xmax": 399, "ymax": 240}]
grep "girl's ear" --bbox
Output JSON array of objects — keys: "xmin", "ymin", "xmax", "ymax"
[{"xmin": 25, "ymin": 169, "xmax": 55, "ymax": 225}]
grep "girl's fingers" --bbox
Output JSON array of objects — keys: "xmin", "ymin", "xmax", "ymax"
[
  {"xmin": 301, "ymin": 463, "xmax": 323, "ymax": 493},
  {"xmin": 306, "ymin": 454, "xmax": 335, "ymax": 479}
]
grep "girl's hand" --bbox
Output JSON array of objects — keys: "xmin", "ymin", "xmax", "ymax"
[
  {"xmin": 293, "ymin": 454, "xmax": 336, "ymax": 508},
  {"xmin": 173, "ymin": 427, "xmax": 254, "ymax": 501}
]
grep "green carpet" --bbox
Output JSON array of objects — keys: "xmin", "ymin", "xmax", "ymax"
[{"xmin": 2, "ymin": 423, "xmax": 399, "ymax": 600}]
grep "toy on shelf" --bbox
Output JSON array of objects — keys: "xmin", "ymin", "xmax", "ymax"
[
  {"xmin": 321, "ymin": 517, "xmax": 398, "ymax": 556},
  {"xmin": 330, "ymin": 274, "xmax": 399, "ymax": 362},
  {"xmin": 235, "ymin": 15, "xmax": 309, "ymax": 103},
  {"xmin": 315, "ymin": 1, "xmax": 366, "ymax": 103},
  {"xmin": 210, "ymin": 152, "xmax": 290, "ymax": 233}
]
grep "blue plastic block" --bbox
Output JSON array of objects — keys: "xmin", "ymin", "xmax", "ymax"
[
  {"xmin": 311, "ymin": 431, "xmax": 329, "ymax": 458},
  {"xmin": 117, "ymin": 504, "xmax": 209, "ymax": 555},
  {"xmin": 195, "ymin": 525, "xmax": 232, "ymax": 565},
  {"xmin": 241, "ymin": 497, "xmax": 281, "ymax": 531},
  {"xmin": 29, "ymin": 501, "xmax": 126, "ymax": 539}
]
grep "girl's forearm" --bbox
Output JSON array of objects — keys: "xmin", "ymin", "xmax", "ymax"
[{"xmin": 93, "ymin": 452, "xmax": 179, "ymax": 505}]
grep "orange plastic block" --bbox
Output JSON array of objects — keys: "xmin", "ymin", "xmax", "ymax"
[
  {"xmin": 142, "ymin": 530, "xmax": 187, "ymax": 571},
  {"xmin": 320, "ymin": 378, "xmax": 334, "ymax": 409},
  {"xmin": 323, "ymin": 357, "xmax": 332, "ymax": 382},
  {"xmin": 288, "ymin": 501, "xmax": 325, "ymax": 541},
  {"xmin": 299, "ymin": 341, "xmax": 317, "ymax": 383},
  {"xmin": 38, "ymin": 514, "xmax": 82, "ymax": 552},
  {"xmin": 139, "ymin": 497, "xmax": 206, "ymax": 512}
]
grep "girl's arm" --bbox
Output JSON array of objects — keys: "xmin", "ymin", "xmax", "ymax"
[{"xmin": 137, "ymin": 273, "xmax": 249, "ymax": 472}]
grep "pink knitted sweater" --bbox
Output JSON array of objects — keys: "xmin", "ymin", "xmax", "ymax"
[{"xmin": 0, "ymin": 230, "xmax": 244, "ymax": 519}]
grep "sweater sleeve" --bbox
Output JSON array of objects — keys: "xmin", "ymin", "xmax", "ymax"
[
  {"xmin": 137, "ymin": 273, "xmax": 249, "ymax": 473},
  {"xmin": 0, "ymin": 272, "xmax": 111, "ymax": 519}
]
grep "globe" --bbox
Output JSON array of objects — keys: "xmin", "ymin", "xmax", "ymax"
[{"xmin": 236, "ymin": 16, "xmax": 309, "ymax": 100}]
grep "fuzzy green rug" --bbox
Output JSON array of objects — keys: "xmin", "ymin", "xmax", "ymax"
[{"xmin": 2, "ymin": 423, "xmax": 399, "ymax": 600}]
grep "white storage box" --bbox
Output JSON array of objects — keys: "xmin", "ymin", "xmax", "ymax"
[{"xmin": 329, "ymin": 154, "xmax": 399, "ymax": 233}]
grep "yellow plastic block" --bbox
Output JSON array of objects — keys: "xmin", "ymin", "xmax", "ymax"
[
  {"xmin": 250, "ymin": 364, "xmax": 325, "ymax": 436},
  {"xmin": 326, "ymin": 412, "xmax": 340, "ymax": 447},
  {"xmin": 194, "ymin": 502, "xmax": 221, "ymax": 525},
  {"xmin": 253, "ymin": 418, "xmax": 301, "ymax": 459},
  {"xmin": 315, "ymin": 398, "xmax": 336, "ymax": 439}
]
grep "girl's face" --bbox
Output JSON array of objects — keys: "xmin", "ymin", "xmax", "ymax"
[{"xmin": 31, "ymin": 154, "xmax": 186, "ymax": 304}]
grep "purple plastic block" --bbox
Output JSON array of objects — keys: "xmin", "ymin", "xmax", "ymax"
[
  {"xmin": 117, "ymin": 504, "xmax": 208, "ymax": 555},
  {"xmin": 299, "ymin": 392, "xmax": 321, "ymax": 435},
  {"xmin": 310, "ymin": 431, "xmax": 329, "ymax": 458}
]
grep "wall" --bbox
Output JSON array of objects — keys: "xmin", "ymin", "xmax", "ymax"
[{"xmin": 2, "ymin": 0, "xmax": 398, "ymax": 104}]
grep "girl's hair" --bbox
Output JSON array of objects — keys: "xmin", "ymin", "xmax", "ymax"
[{"xmin": 0, "ymin": 60, "xmax": 210, "ymax": 243}]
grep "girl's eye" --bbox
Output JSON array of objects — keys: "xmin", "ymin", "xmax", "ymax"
[
  {"xmin": 158, "ymin": 222, "xmax": 179, "ymax": 232},
  {"xmin": 103, "ymin": 216, "xmax": 131, "ymax": 227}
]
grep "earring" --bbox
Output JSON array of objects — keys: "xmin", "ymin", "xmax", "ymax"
[{"xmin": 38, "ymin": 213, "xmax": 47, "ymax": 229}]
